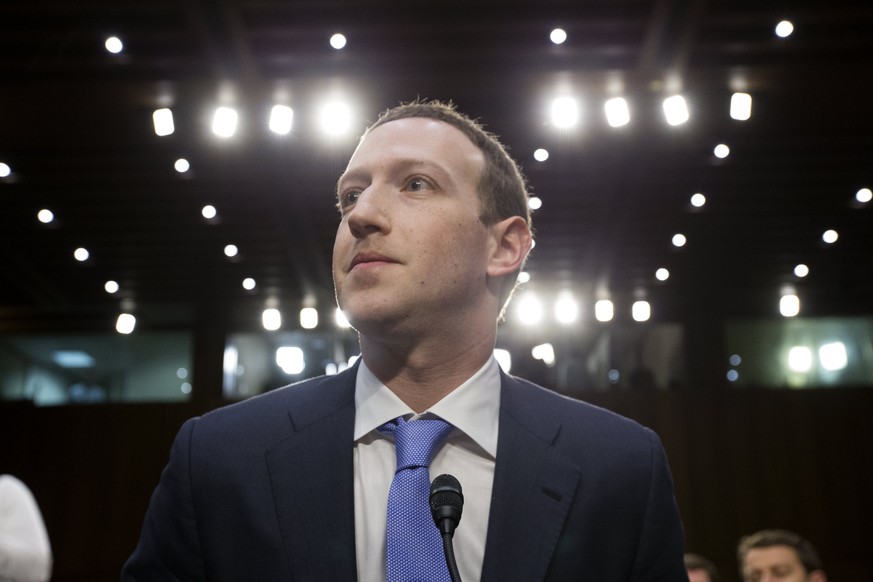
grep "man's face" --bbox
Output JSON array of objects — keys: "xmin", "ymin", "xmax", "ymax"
[
  {"xmin": 333, "ymin": 117, "xmax": 496, "ymax": 336},
  {"xmin": 742, "ymin": 545, "xmax": 816, "ymax": 582},
  {"xmin": 687, "ymin": 568, "xmax": 711, "ymax": 582}
]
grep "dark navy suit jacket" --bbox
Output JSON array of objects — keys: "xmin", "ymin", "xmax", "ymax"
[{"xmin": 123, "ymin": 364, "xmax": 688, "ymax": 581}]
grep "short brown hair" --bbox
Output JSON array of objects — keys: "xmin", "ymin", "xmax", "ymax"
[
  {"xmin": 685, "ymin": 553, "xmax": 720, "ymax": 582},
  {"xmin": 364, "ymin": 99, "xmax": 532, "ymax": 312},
  {"xmin": 737, "ymin": 529, "xmax": 824, "ymax": 575}
]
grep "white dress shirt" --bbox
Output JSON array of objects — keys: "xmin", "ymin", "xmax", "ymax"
[
  {"xmin": 0, "ymin": 474, "xmax": 53, "ymax": 582},
  {"xmin": 354, "ymin": 357, "xmax": 501, "ymax": 582}
]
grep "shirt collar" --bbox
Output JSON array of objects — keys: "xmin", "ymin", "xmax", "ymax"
[{"xmin": 354, "ymin": 357, "xmax": 501, "ymax": 458}]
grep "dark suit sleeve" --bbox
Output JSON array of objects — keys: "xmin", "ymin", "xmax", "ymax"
[
  {"xmin": 122, "ymin": 418, "xmax": 206, "ymax": 581},
  {"xmin": 630, "ymin": 428, "xmax": 689, "ymax": 582}
]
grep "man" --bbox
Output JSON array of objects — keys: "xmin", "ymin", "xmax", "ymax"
[
  {"xmin": 685, "ymin": 553, "xmax": 719, "ymax": 582},
  {"xmin": 123, "ymin": 100, "xmax": 687, "ymax": 580},
  {"xmin": 737, "ymin": 529, "xmax": 827, "ymax": 582}
]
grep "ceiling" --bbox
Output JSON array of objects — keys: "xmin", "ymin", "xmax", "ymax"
[{"xmin": 1, "ymin": 0, "xmax": 872, "ymax": 335}]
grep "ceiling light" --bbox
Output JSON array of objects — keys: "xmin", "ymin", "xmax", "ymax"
[
  {"xmin": 201, "ymin": 205, "xmax": 217, "ymax": 219},
  {"xmin": 775, "ymin": 20, "xmax": 794, "ymax": 38},
  {"xmin": 819, "ymin": 341, "xmax": 848, "ymax": 371},
  {"xmin": 516, "ymin": 271, "xmax": 531, "ymax": 284},
  {"xmin": 780, "ymin": 294, "xmax": 800, "ymax": 317},
  {"xmin": 531, "ymin": 343, "xmax": 556, "ymax": 366},
  {"xmin": 714, "ymin": 144, "xmax": 730, "ymax": 158},
  {"xmin": 276, "ymin": 346, "xmax": 305, "ymax": 374},
  {"xmin": 655, "ymin": 268, "xmax": 670, "ymax": 281},
  {"xmin": 224, "ymin": 244, "xmax": 238, "ymax": 258},
  {"xmin": 330, "ymin": 33, "xmax": 347, "ymax": 49},
  {"xmin": 52, "ymin": 350, "xmax": 96, "ymax": 368},
  {"xmin": 550, "ymin": 28, "xmax": 567, "ymax": 45},
  {"xmin": 152, "ymin": 108, "xmax": 174, "ymax": 136},
  {"xmin": 594, "ymin": 299, "xmax": 614, "ymax": 322},
  {"xmin": 74, "ymin": 247, "xmax": 90, "ymax": 262},
  {"xmin": 555, "ymin": 293, "xmax": 579, "ymax": 324},
  {"xmin": 262, "ymin": 308, "xmax": 282, "ymax": 331},
  {"xmin": 0, "ymin": 162, "xmax": 11, "ymax": 177},
  {"xmin": 550, "ymin": 96, "xmax": 579, "ymax": 128},
  {"xmin": 105, "ymin": 280, "xmax": 119, "ymax": 293},
  {"xmin": 856, "ymin": 187, "xmax": 872, "ymax": 203},
  {"xmin": 604, "ymin": 97, "xmax": 630, "ymax": 127},
  {"xmin": 794, "ymin": 264, "xmax": 809, "ymax": 278},
  {"xmin": 37, "ymin": 209, "xmax": 54, "ymax": 223},
  {"xmin": 320, "ymin": 101, "xmax": 353, "ymax": 136},
  {"xmin": 116, "ymin": 313, "xmax": 136, "ymax": 334},
  {"xmin": 690, "ymin": 193, "xmax": 706, "ymax": 207},
  {"xmin": 300, "ymin": 307, "xmax": 318, "ymax": 329},
  {"xmin": 730, "ymin": 92, "xmax": 752, "ymax": 120},
  {"xmin": 672, "ymin": 233, "xmax": 687, "ymax": 247},
  {"xmin": 822, "ymin": 229, "xmax": 838, "ymax": 244},
  {"xmin": 787, "ymin": 346, "xmax": 812, "ymax": 372},
  {"xmin": 533, "ymin": 148, "xmax": 549, "ymax": 162},
  {"xmin": 104, "ymin": 36, "xmax": 123, "ymax": 54},
  {"xmin": 632, "ymin": 300, "xmax": 651, "ymax": 322},
  {"xmin": 269, "ymin": 104, "xmax": 294, "ymax": 135},
  {"xmin": 515, "ymin": 294, "xmax": 544, "ymax": 325},
  {"xmin": 528, "ymin": 196, "xmax": 543, "ymax": 210},
  {"xmin": 212, "ymin": 106, "xmax": 238, "ymax": 137},
  {"xmin": 663, "ymin": 95, "xmax": 689, "ymax": 126},
  {"xmin": 242, "ymin": 277, "xmax": 256, "ymax": 290},
  {"xmin": 174, "ymin": 158, "xmax": 190, "ymax": 173}
]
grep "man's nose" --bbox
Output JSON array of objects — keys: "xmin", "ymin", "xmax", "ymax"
[{"xmin": 346, "ymin": 187, "xmax": 390, "ymax": 238}]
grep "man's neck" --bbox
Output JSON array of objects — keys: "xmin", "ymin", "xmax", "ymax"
[{"xmin": 360, "ymin": 328, "xmax": 496, "ymax": 413}]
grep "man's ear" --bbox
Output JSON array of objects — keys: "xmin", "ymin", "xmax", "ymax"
[
  {"xmin": 486, "ymin": 216, "xmax": 532, "ymax": 277},
  {"xmin": 809, "ymin": 570, "xmax": 827, "ymax": 582}
]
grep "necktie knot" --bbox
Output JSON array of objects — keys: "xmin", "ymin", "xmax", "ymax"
[{"xmin": 379, "ymin": 417, "xmax": 454, "ymax": 471}]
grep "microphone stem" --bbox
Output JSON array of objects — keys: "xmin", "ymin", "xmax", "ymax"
[{"xmin": 441, "ymin": 531, "xmax": 462, "ymax": 582}]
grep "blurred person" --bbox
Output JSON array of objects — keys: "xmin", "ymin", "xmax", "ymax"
[
  {"xmin": 685, "ymin": 552, "xmax": 719, "ymax": 582},
  {"xmin": 123, "ymin": 100, "xmax": 687, "ymax": 581},
  {"xmin": 0, "ymin": 474, "xmax": 52, "ymax": 582},
  {"xmin": 738, "ymin": 529, "xmax": 827, "ymax": 582}
]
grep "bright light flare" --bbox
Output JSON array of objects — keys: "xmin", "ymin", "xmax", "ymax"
[
  {"xmin": 494, "ymin": 349, "xmax": 512, "ymax": 373},
  {"xmin": 212, "ymin": 106, "xmax": 239, "ymax": 137},
  {"xmin": 153, "ymin": 108, "xmax": 174, "ymax": 136},
  {"xmin": 632, "ymin": 301, "xmax": 651, "ymax": 322},
  {"xmin": 819, "ymin": 342, "xmax": 848, "ymax": 371},
  {"xmin": 550, "ymin": 28, "xmax": 567, "ymax": 45},
  {"xmin": 655, "ymin": 268, "xmax": 670, "ymax": 281},
  {"xmin": 37, "ymin": 209, "xmax": 54, "ymax": 223},
  {"xmin": 330, "ymin": 33, "xmax": 347, "ymax": 49},
  {"xmin": 775, "ymin": 20, "xmax": 794, "ymax": 38},
  {"xmin": 105, "ymin": 36, "xmax": 123, "ymax": 54},
  {"xmin": 780, "ymin": 294, "xmax": 800, "ymax": 317},
  {"xmin": 794, "ymin": 264, "xmax": 809, "ymax": 278},
  {"xmin": 201, "ymin": 205, "xmax": 217, "ymax": 219},
  {"xmin": 300, "ymin": 307, "xmax": 318, "ymax": 329},
  {"xmin": 594, "ymin": 299, "xmax": 614, "ymax": 322},
  {"xmin": 714, "ymin": 144, "xmax": 730, "ymax": 158},
  {"xmin": 822, "ymin": 229, "xmax": 839, "ymax": 244},
  {"xmin": 604, "ymin": 97, "xmax": 630, "ymax": 127},
  {"xmin": 335, "ymin": 308, "xmax": 351, "ymax": 328},
  {"xmin": 672, "ymin": 234, "xmax": 687, "ymax": 248},
  {"xmin": 730, "ymin": 92, "xmax": 752, "ymax": 120},
  {"xmin": 856, "ymin": 188, "xmax": 872, "ymax": 203},
  {"xmin": 174, "ymin": 158, "xmax": 190, "ymax": 173},
  {"xmin": 242, "ymin": 278, "xmax": 256, "ymax": 290},
  {"xmin": 0, "ymin": 163, "xmax": 10, "ymax": 178},
  {"xmin": 663, "ymin": 95, "xmax": 689, "ymax": 126},
  {"xmin": 105, "ymin": 280, "xmax": 119, "ymax": 294},
  {"xmin": 550, "ymin": 97, "xmax": 579, "ymax": 128},
  {"xmin": 787, "ymin": 346, "xmax": 812, "ymax": 372},
  {"xmin": 74, "ymin": 248, "xmax": 90, "ymax": 262},
  {"xmin": 515, "ymin": 294, "xmax": 544, "ymax": 325},
  {"xmin": 690, "ymin": 193, "xmax": 706, "ymax": 207},
  {"xmin": 116, "ymin": 313, "xmax": 136, "ymax": 334},
  {"xmin": 262, "ymin": 308, "xmax": 282, "ymax": 331},
  {"xmin": 532, "ymin": 343, "xmax": 556, "ymax": 367},
  {"xmin": 320, "ymin": 102, "xmax": 353, "ymax": 136},
  {"xmin": 269, "ymin": 105, "xmax": 294, "ymax": 135},
  {"xmin": 276, "ymin": 346, "xmax": 305, "ymax": 374},
  {"xmin": 555, "ymin": 293, "xmax": 579, "ymax": 324},
  {"xmin": 533, "ymin": 148, "xmax": 549, "ymax": 162}
]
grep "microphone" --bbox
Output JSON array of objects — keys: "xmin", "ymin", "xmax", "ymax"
[{"xmin": 430, "ymin": 474, "xmax": 464, "ymax": 582}]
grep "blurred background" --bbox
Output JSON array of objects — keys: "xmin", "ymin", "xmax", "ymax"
[{"xmin": 1, "ymin": 1, "xmax": 871, "ymax": 580}]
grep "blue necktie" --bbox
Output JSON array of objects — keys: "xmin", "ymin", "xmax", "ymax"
[{"xmin": 379, "ymin": 416, "xmax": 454, "ymax": 582}]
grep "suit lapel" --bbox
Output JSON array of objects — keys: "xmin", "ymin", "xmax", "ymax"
[
  {"xmin": 481, "ymin": 374, "xmax": 582, "ymax": 582},
  {"xmin": 264, "ymin": 368, "xmax": 358, "ymax": 581}
]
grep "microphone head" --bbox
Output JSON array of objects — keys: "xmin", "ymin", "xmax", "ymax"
[{"xmin": 430, "ymin": 473, "xmax": 464, "ymax": 534}]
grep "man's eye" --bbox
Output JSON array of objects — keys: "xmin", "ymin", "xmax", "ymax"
[
  {"xmin": 407, "ymin": 178, "xmax": 429, "ymax": 191},
  {"xmin": 340, "ymin": 190, "xmax": 360, "ymax": 207}
]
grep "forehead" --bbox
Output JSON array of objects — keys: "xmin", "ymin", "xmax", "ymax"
[
  {"xmin": 745, "ymin": 545, "xmax": 803, "ymax": 569},
  {"xmin": 346, "ymin": 117, "xmax": 484, "ymax": 181}
]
